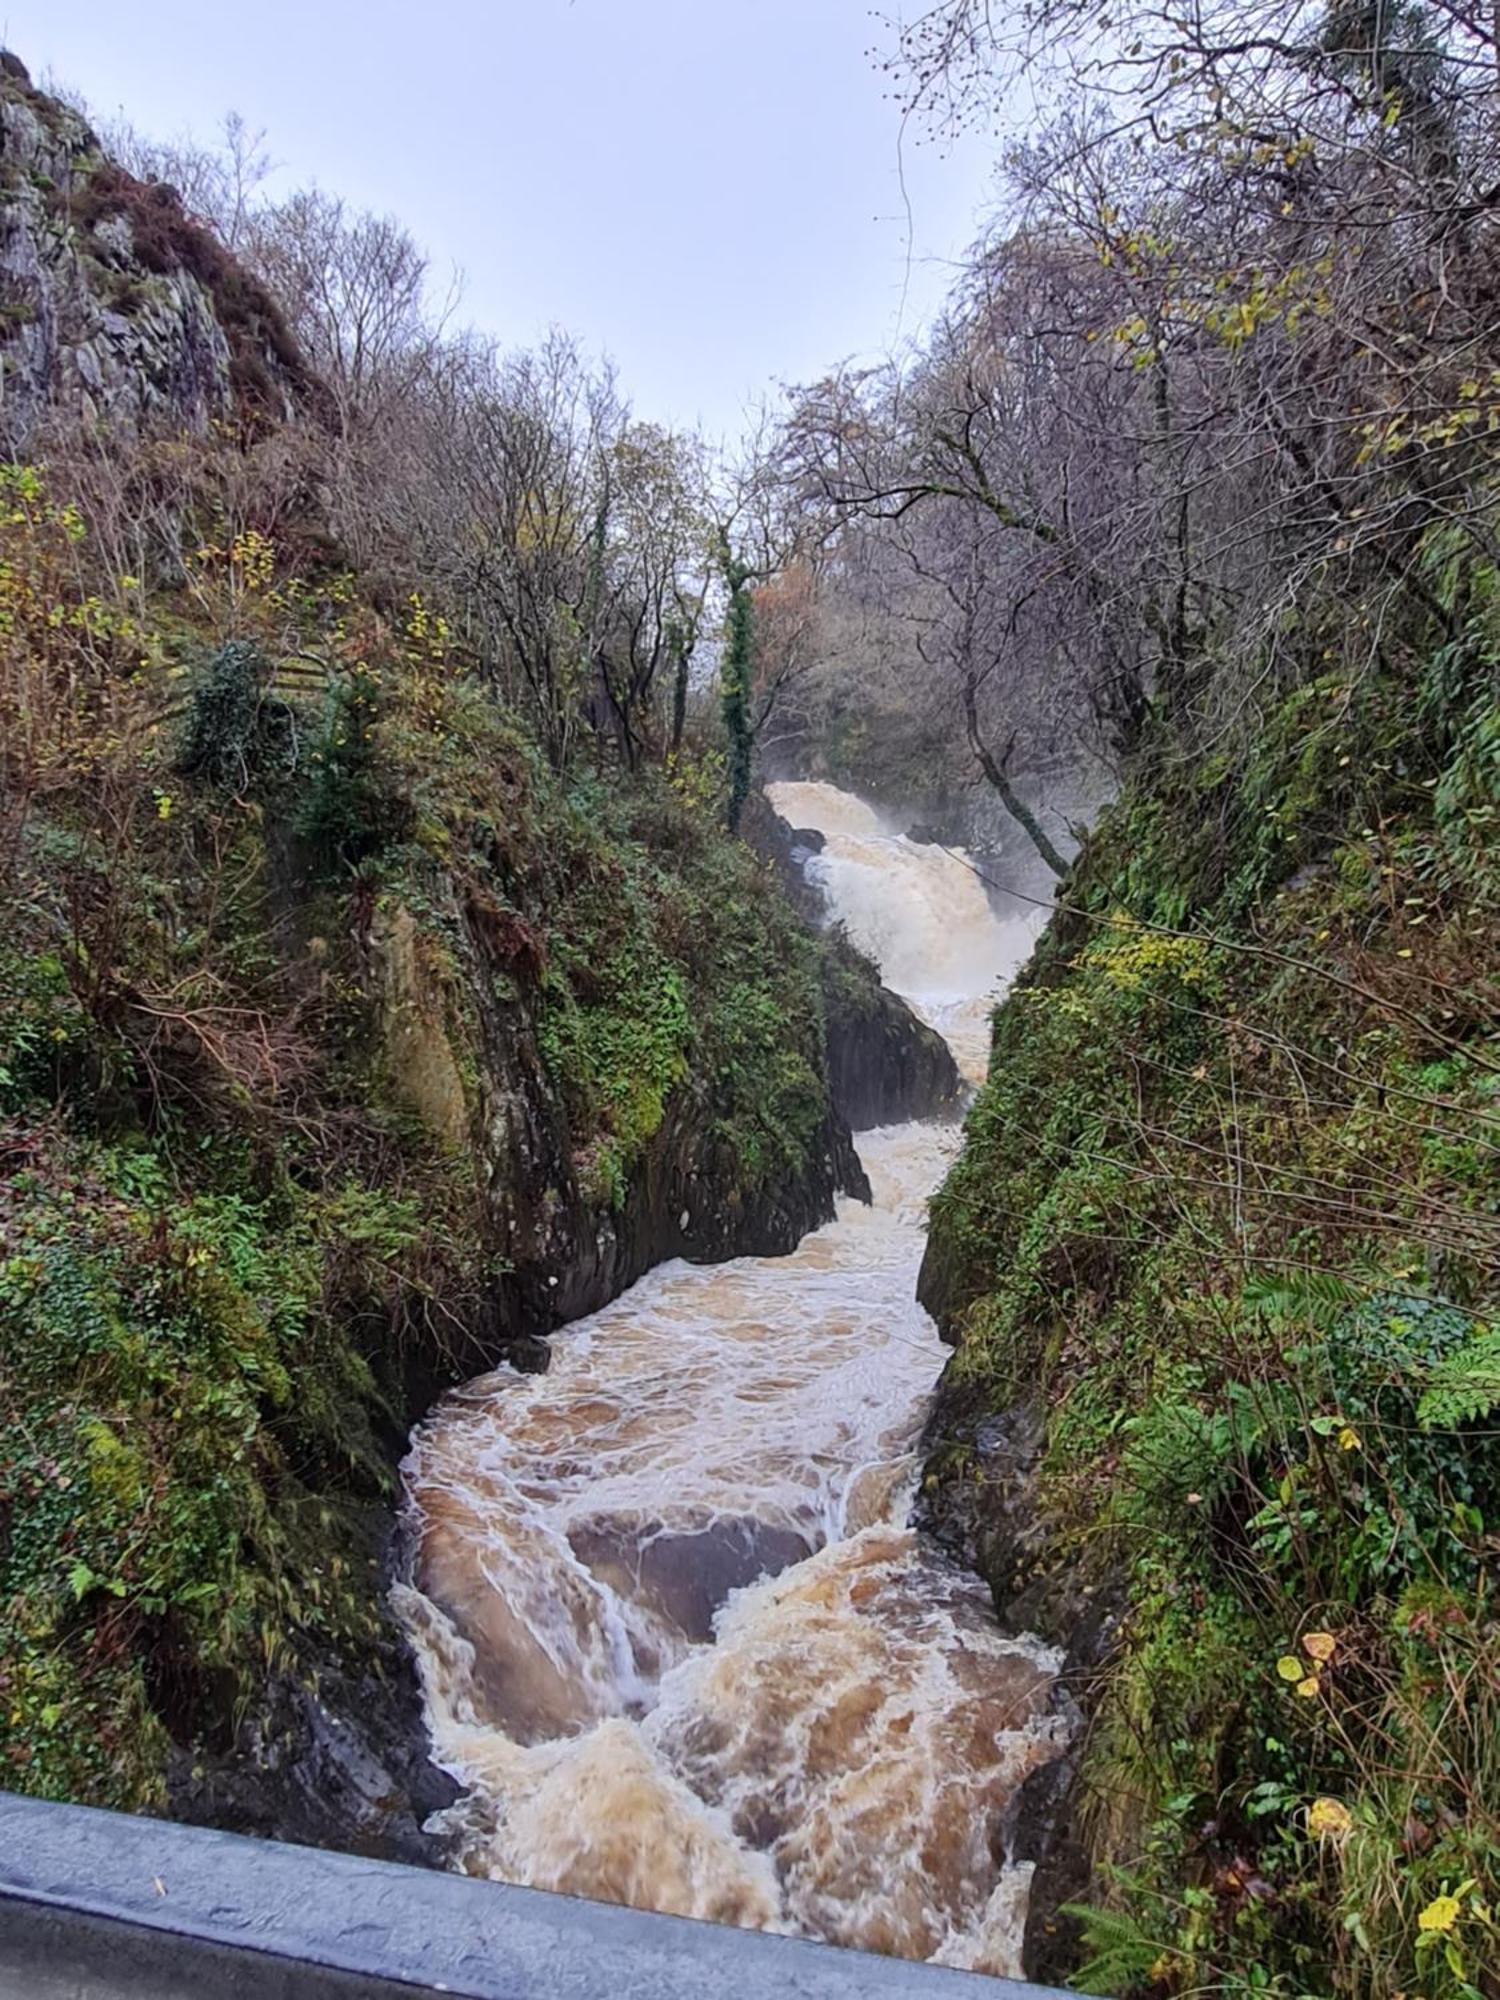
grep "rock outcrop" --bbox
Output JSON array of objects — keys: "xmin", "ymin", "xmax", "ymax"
[
  {"xmin": 0, "ymin": 54, "xmax": 309, "ymax": 449},
  {"xmin": 822, "ymin": 948, "xmax": 962, "ymax": 1130},
  {"xmin": 371, "ymin": 879, "xmax": 869, "ymax": 1416}
]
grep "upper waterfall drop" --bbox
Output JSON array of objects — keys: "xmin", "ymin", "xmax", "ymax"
[{"xmin": 766, "ymin": 781, "xmax": 1044, "ymax": 1083}]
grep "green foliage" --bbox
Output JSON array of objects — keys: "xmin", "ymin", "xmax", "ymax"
[
  {"xmin": 719, "ymin": 545, "xmax": 755, "ymax": 834},
  {"xmin": 925, "ymin": 583, "xmax": 1500, "ymax": 1996},
  {"xmin": 176, "ymin": 639, "xmax": 288, "ymax": 790},
  {"xmin": 538, "ymin": 937, "xmax": 690, "ymax": 1204},
  {"xmin": 295, "ymin": 666, "xmax": 407, "ymax": 875},
  {"xmin": 0, "ymin": 437, "xmax": 849, "ymax": 1831},
  {"xmin": 0, "ymin": 1141, "xmax": 355, "ymax": 1799},
  {"xmin": 532, "ymin": 771, "xmax": 833, "ymax": 1205},
  {"xmin": 1419, "ymin": 1322, "xmax": 1500, "ymax": 1428},
  {"xmin": 0, "ymin": 947, "xmax": 85, "ymax": 1111},
  {"xmin": 1065, "ymin": 1900, "xmax": 1178, "ymax": 1996}
]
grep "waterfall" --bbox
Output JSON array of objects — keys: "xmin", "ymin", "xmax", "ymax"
[{"xmin": 396, "ymin": 784, "xmax": 1063, "ymax": 1977}]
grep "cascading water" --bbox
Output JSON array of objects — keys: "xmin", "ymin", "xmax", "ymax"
[
  {"xmin": 767, "ymin": 783, "xmax": 1040, "ymax": 1085},
  {"xmin": 395, "ymin": 782, "xmax": 1061, "ymax": 1976}
]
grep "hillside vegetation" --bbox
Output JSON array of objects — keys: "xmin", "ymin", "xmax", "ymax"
[
  {"xmin": 922, "ymin": 601, "xmax": 1499, "ymax": 1996},
  {"xmin": 0, "ymin": 12, "xmax": 1496, "ymax": 1991},
  {"xmin": 878, "ymin": 4, "xmax": 1500, "ymax": 1994},
  {"xmin": 0, "ymin": 62, "xmax": 930, "ymax": 1840}
]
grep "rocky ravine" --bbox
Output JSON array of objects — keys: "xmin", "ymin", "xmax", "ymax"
[
  {"xmin": 165, "ymin": 859, "xmax": 951, "ymax": 1865},
  {"xmin": 0, "ymin": 50, "xmax": 965, "ymax": 1875}
]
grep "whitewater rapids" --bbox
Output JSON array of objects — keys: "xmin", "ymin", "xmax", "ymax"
[{"xmin": 395, "ymin": 781, "xmax": 1058, "ymax": 1975}]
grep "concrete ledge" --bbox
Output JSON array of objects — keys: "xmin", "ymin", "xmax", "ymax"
[{"xmin": 0, "ymin": 1793, "xmax": 1071, "ymax": 1999}]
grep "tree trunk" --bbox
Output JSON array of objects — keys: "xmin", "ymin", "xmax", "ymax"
[
  {"xmin": 720, "ymin": 560, "xmax": 755, "ymax": 834},
  {"xmin": 669, "ymin": 626, "xmax": 690, "ymax": 758},
  {"xmin": 962, "ymin": 674, "xmax": 1068, "ymax": 879}
]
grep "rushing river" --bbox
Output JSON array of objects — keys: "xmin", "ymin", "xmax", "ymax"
[{"xmin": 395, "ymin": 782, "xmax": 1061, "ymax": 1975}]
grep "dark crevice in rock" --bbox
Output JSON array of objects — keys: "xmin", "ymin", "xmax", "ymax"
[{"xmin": 916, "ymin": 1377, "xmax": 1123, "ymax": 1984}]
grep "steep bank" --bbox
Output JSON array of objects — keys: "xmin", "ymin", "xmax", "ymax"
[
  {"xmin": 0, "ymin": 55, "xmax": 979, "ymax": 1851},
  {"xmin": 0, "ymin": 611, "xmax": 884, "ymax": 1850},
  {"xmin": 918, "ymin": 648, "xmax": 1500, "ymax": 1993}
]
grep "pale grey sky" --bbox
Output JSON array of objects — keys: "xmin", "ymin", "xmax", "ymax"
[{"xmin": 6, "ymin": 0, "xmax": 999, "ymax": 442}]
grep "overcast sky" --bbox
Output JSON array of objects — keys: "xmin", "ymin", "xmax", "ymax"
[{"xmin": 6, "ymin": 0, "xmax": 999, "ymax": 443}]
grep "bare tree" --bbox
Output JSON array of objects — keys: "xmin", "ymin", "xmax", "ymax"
[
  {"xmin": 245, "ymin": 191, "xmax": 451, "ymax": 444},
  {"xmin": 775, "ymin": 0, "xmax": 1500, "ymax": 861},
  {"xmin": 90, "ymin": 108, "xmax": 272, "ymax": 252}
]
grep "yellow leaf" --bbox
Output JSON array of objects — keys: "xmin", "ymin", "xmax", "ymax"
[
  {"xmin": 1303, "ymin": 1631, "xmax": 1338, "ymax": 1663},
  {"xmin": 1276, "ymin": 1656, "xmax": 1304, "ymax": 1681},
  {"xmin": 1418, "ymin": 1895, "xmax": 1462, "ymax": 1934},
  {"xmin": 1307, "ymin": 1797, "xmax": 1352, "ymax": 1838},
  {"xmin": 1295, "ymin": 1674, "xmax": 1321, "ymax": 1698}
]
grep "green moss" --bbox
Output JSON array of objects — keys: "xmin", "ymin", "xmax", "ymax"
[{"xmin": 927, "ymin": 599, "xmax": 1500, "ymax": 1996}]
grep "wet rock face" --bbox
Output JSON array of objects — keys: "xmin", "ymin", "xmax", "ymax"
[
  {"xmin": 916, "ymin": 1375, "xmax": 1123, "ymax": 1985},
  {"xmin": 915, "ymin": 1215, "xmax": 967, "ymax": 1338},
  {"xmin": 822, "ymin": 967, "xmax": 961, "ymax": 1132},
  {"xmin": 208, "ymin": 884, "xmax": 873, "ymax": 1864},
  {"xmin": 368, "ymin": 854, "xmax": 890, "ymax": 1411},
  {"xmin": 0, "ymin": 56, "xmax": 306, "ymax": 449},
  {"xmin": 167, "ymin": 1516, "xmax": 459, "ymax": 1867},
  {"xmin": 459, "ymin": 916, "xmax": 870, "ymax": 1375}
]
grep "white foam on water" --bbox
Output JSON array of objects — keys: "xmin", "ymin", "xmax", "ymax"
[
  {"xmin": 767, "ymin": 781, "xmax": 1043, "ymax": 1083},
  {"xmin": 396, "ymin": 782, "xmax": 1062, "ymax": 1972}
]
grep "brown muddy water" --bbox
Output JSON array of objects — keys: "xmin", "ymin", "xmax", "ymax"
[{"xmin": 395, "ymin": 783, "xmax": 1062, "ymax": 1975}]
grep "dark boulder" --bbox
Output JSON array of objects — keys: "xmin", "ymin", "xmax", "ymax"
[{"xmin": 821, "ymin": 942, "xmax": 962, "ymax": 1131}]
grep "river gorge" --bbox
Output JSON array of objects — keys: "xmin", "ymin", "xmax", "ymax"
[{"xmin": 394, "ymin": 784, "xmax": 1064, "ymax": 1975}]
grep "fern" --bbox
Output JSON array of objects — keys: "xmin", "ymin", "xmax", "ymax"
[
  {"xmin": 1061, "ymin": 1902, "xmax": 1171, "ymax": 1997},
  {"xmin": 1243, "ymin": 1267, "xmax": 1362, "ymax": 1330},
  {"xmin": 1419, "ymin": 1324, "xmax": 1500, "ymax": 1428}
]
